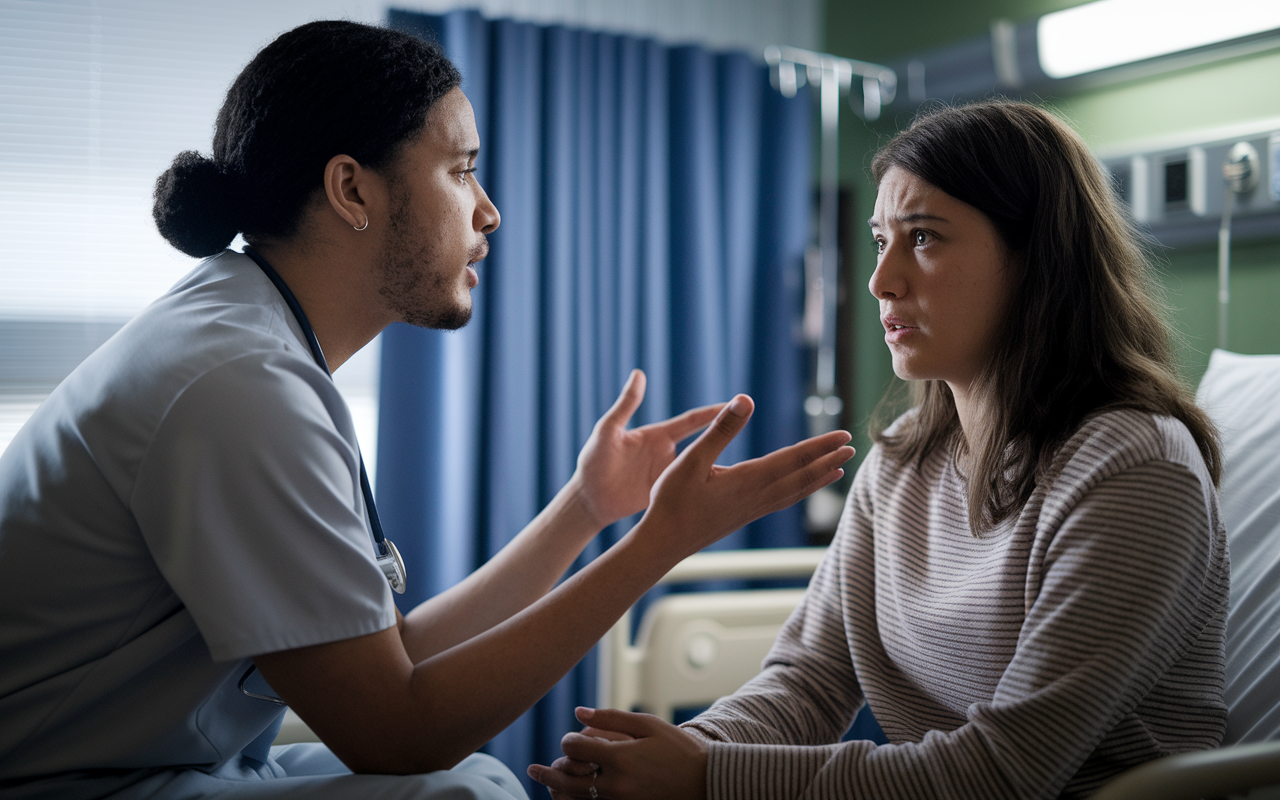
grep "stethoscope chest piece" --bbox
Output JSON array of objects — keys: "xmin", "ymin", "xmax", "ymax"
[{"xmin": 378, "ymin": 539, "xmax": 407, "ymax": 595}]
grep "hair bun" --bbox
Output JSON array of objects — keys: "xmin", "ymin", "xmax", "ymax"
[{"xmin": 152, "ymin": 151, "xmax": 240, "ymax": 258}]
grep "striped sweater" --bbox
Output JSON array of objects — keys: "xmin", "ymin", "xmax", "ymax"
[{"xmin": 684, "ymin": 409, "xmax": 1229, "ymax": 799}]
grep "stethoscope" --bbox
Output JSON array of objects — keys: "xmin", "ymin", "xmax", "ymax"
[{"xmin": 236, "ymin": 246, "xmax": 406, "ymax": 705}]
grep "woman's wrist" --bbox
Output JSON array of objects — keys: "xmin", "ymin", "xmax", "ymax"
[{"xmin": 556, "ymin": 470, "xmax": 611, "ymax": 532}]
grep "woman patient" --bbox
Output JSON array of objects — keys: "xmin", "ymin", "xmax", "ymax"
[{"xmin": 528, "ymin": 100, "xmax": 1229, "ymax": 799}]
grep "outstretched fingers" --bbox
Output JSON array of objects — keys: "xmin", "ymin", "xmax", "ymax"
[
  {"xmin": 733, "ymin": 431, "xmax": 855, "ymax": 514},
  {"xmin": 675, "ymin": 395, "xmax": 754, "ymax": 472},
  {"xmin": 646, "ymin": 402, "xmax": 725, "ymax": 443},
  {"xmin": 598, "ymin": 369, "xmax": 647, "ymax": 429}
]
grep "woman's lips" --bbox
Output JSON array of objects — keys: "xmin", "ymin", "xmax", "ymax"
[{"xmin": 882, "ymin": 315, "xmax": 918, "ymax": 344}]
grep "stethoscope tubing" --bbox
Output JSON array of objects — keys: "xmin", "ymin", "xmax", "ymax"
[
  {"xmin": 243, "ymin": 246, "xmax": 390, "ymax": 556},
  {"xmin": 235, "ymin": 247, "xmax": 408, "ymax": 707}
]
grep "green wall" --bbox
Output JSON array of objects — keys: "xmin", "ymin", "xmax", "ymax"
[{"xmin": 823, "ymin": 0, "xmax": 1280, "ymax": 463}]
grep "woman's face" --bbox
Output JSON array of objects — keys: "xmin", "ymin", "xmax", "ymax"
[{"xmin": 868, "ymin": 166, "xmax": 1014, "ymax": 397}]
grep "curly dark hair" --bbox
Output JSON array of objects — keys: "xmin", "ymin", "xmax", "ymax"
[
  {"xmin": 870, "ymin": 99, "xmax": 1221, "ymax": 534},
  {"xmin": 153, "ymin": 20, "xmax": 460, "ymax": 257}
]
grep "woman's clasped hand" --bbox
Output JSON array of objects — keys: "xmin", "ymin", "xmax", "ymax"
[{"xmin": 529, "ymin": 708, "xmax": 707, "ymax": 800}]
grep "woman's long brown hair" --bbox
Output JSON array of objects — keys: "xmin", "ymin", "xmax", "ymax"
[{"xmin": 870, "ymin": 100, "xmax": 1221, "ymax": 534}]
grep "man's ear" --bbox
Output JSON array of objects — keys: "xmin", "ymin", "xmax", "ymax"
[{"xmin": 323, "ymin": 154, "xmax": 379, "ymax": 231}]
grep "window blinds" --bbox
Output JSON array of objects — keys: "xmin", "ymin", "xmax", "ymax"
[{"xmin": 0, "ymin": 0, "xmax": 816, "ymax": 460}]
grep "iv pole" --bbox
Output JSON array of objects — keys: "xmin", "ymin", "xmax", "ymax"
[
  {"xmin": 1219, "ymin": 141, "xmax": 1258, "ymax": 351},
  {"xmin": 764, "ymin": 47, "xmax": 895, "ymax": 535},
  {"xmin": 763, "ymin": 46, "xmax": 896, "ymax": 436}
]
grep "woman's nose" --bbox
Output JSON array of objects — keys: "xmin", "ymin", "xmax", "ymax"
[{"xmin": 868, "ymin": 246, "xmax": 906, "ymax": 300}]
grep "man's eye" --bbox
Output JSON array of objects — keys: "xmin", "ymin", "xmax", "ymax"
[
  {"xmin": 458, "ymin": 168, "xmax": 476, "ymax": 183},
  {"xmin": 874, "ymin": 238, "xmax": 886, "ymax": 254}
]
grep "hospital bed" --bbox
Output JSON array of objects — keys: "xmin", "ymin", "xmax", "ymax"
[
  {"xmin": 1092, "ymin": 349, "xmax": 1280, "ymax": 799},
  {"xmin": 596, "ymin": 546, "xmax": 825, "ymax": 720}
]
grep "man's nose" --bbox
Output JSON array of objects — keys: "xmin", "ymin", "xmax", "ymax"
[{"xmin": 474, "ymin": 183, "xmax": 500, "ymax": 234}]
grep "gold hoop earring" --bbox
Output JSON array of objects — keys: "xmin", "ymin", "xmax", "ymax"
[{"xmin": 354, "ymin": 218, "xmax": 369, "ymax": 232}]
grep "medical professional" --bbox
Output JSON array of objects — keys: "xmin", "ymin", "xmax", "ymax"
[{"xmin": 0, "ymin": 20, "xmax": 854, "ymax": 800}]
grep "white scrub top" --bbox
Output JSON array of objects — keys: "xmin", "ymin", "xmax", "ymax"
[{"xmin": 0, "ymin": 250, "xmax": 397, "ymax": 786}]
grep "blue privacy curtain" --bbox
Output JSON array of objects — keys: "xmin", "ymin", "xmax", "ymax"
[{"xmin": 376, "ymin": 7, "xmax": 813, "ymax": 788}]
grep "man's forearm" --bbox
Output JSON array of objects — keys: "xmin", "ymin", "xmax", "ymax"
[
  {"xmin": 255, "ymin": 525, "xmax": 677, "ymax": 776},
  {"xmin": 252, "ymin": 415, "xmax": 852, "ymax": 775},
  {"xmin": 398, "ymin": 473, "xmax": 604, "ymax": 662},
  {"xmin": 398, "ymin": 530, "xmax": 676, "ymax": 769}
]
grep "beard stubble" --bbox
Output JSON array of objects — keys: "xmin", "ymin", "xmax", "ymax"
[{"xmin": 377, "ymin": 185, "xmax": 475, "ymax": 331}]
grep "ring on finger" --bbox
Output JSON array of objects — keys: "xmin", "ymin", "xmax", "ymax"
[{"xmin": 590, "ymin": 765, "xmax": 600, "ymax": 799}]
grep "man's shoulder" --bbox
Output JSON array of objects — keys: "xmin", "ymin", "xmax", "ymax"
[
  {"xmin": 158, "ymin": 347, "xmax": 349, "ymax": 447},
  {"xmin": 17, "ymin": 250, "xmax": 335, "ymax": 490},
  {"xmin": 125, "ymin": 249, "xmax": 305, "ymax": 364},
  {"xmin": 70, "ymin": 250, "xmax": 317, "ymax": 412}
]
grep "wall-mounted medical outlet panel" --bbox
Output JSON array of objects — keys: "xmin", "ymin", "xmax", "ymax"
[{"xmin": 1099, "ymin": 119, "xmax": 1280, "ymax": 246}]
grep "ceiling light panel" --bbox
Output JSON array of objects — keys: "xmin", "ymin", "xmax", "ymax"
[{"xmin": 1038, "ymin": 0, "xmax": 1280, "ymax": 79}]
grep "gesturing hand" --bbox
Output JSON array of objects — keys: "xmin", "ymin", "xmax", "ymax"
[
  {"xmin": 572, "ymin": 370, "xmax": 724, "ymax": 529},
  {"xmin": 637, "ymin": 393, "xmax": 854, "ymax": 562},
  {"xmin": 528, "ymin": 707, "xmax": 708, "ymax": 800}
]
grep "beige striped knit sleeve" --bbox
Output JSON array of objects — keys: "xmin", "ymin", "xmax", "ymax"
[{"xmin": 684, "ymin": 411, "xmax": 1229, "ymax": 800}]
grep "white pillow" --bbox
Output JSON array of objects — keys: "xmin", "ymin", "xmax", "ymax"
[{"xmin": 1197, "ymin": 349, "xmax": 1280, "ymax": 745}]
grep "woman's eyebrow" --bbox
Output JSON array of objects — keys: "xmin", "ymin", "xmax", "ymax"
[{"xmin": 868, "ymin": 213, "xmax": 949, "ymax": 229}]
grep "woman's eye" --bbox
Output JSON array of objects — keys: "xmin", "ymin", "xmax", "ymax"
[
  {"xmin": 874, "ymin": 238, "xmax": 886, "ymax": 255},
  {"xmin": 913, "ymin": 230, "xmax": 930, "ymax": 246}
]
